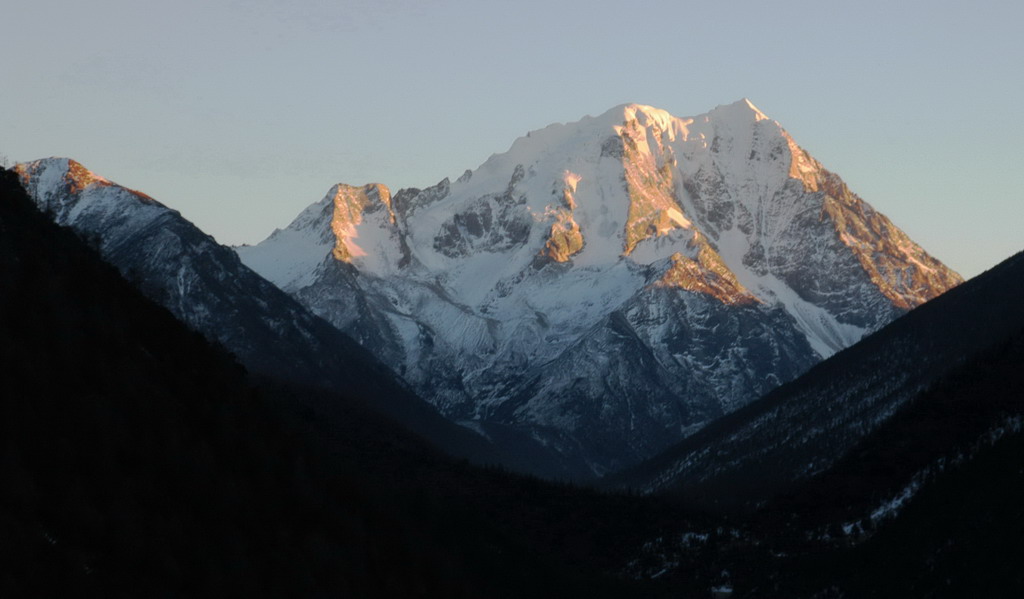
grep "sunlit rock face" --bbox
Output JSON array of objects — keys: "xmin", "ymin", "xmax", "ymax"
[{"xmin": 239, "ymin": 99, "xmax": 963, "ymax": 476}]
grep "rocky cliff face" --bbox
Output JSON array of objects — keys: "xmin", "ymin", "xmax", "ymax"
[{"xmin": 237, "ymin": 99, "xmax": 961, "ymax": 475}]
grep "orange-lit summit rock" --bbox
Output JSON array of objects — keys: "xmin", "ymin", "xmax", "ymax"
[{"xmin": 328, "ymin": 183, "xmax": 395, "ymax": 263}]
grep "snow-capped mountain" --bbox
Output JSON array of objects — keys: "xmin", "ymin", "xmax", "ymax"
[
  {"xmin": 13, "ymin": 157, "xmax": 542, "ymax": 472},
  {"xmin": 238, "ymin": 99, "xmax": 962, "ymax": 475}
]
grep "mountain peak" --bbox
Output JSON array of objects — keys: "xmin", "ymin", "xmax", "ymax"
[
  {"xmin": 583, "ymin": 103, "xmax": 678, "ymax": 134},
  {"xmin": 597, "ymin": 99, "xmax": 769, "ymax": 130},
  {"xmin": 239, "ymin": 99, "xmax": 963, "ymax": 476},
  {"xmin": 326, "ymin": 183, "xmax": 395, "ymax": 263},
  {"xmin": 708, "ymin": 97, "xmax": 770, "ymax": 123},
  {"xmin": 15, "ymin": 157, "xmax": 159, "ymax": 204},
  {"xmin": 738, "ymin": 97, "xmax": 765, "ymax": 113}
]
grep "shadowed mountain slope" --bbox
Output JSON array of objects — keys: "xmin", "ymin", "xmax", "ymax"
[
  {"xmin": 751, "ymin": 322, "xmax": 1024, "ymax": 596},
  {"xmin": 609, "ymin": 250, "xmax": 1024, "ymax": 508},
  {"xmin": 13, "ymin": 157, "xmax": 577, "ymax": 477},
  {"xmin": 619, "ymin": 314, "xmax": 1024, "ymax": 597},
  {"xmin": 2, "ymin": 166, "xmax": 699, "ymax": 597}
]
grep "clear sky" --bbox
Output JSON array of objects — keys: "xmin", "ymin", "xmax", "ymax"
[{"xmin": 2, "ymin": 0, "xmax": 1021, "ymax": 278}]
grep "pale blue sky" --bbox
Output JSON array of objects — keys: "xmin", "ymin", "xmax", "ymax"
[{"xmin": 2, "ymin": 0, "xmax": 1021, "ymax": 278}]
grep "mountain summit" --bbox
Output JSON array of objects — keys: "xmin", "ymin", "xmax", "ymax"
[{"xmin": 239, "ymin": 99, "xmax": 961, "ymax": 475}]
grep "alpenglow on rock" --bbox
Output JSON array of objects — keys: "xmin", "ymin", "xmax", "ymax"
[{"xmin": 238, "ymin": 99, "xmax": 963, "ymax": 476}]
